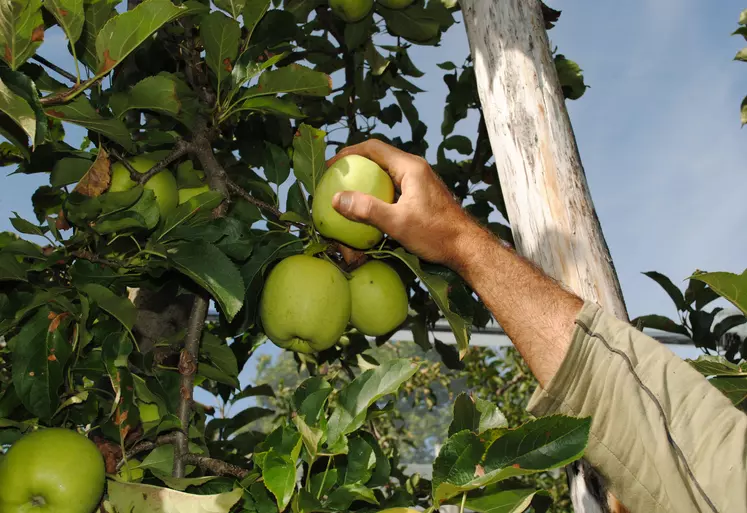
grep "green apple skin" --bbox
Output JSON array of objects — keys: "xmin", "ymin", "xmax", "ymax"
[
  {"xmin": 109, "ymin": 156, "xmax": 178, "ymax": 214},
  {"xmin": 349, "ymin": 261, "xmax": 408, "ymax": 336},
  {"xmin": 260, "ymin": 255, "xmax": 351, "ymax": 354},
  {"xmin": 178, "ymin": 185, "xmax": 210, "ymax": 204},
  {"xmin": 377, "ymin": 0, "xmax": 415, "ymax": 8},
  {"xmin": 329, "ymin": 0, "xmax": 374, "ymax": 23},
  {"xmin": 312, "ymin": 155, "xmax": 394, "ymax": 249},
  {"xmin": 0, "ymin": 428, "xmax": 106, "ymax": 513}
]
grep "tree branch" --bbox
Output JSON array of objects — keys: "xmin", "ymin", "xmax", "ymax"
[
  {"xmin": 109, "ymin": 141, "xmax": 192, "ymax": 185},
  {"xmin": 495, "ymin": 373, "xmax": 525, "ymax": 397},
  {"xmin": 184, "ymin": 454, "xmax": 250, "ymax": 479},
  {"xmin": 172, "ymin": 295, "xmax": 209, "ymax": 478},
  {"xmin": 31, "ymin": 55, "xmax": 77, "ymax": 83},
  {"xmin": 226, "ymin": 180, "xmax": 282, "ymax": 218},
  {"xmin": 118, "ymin": 433, "xmax": 178, "ymax": 470},
  {"xmin": 192, "ymin": 131, "xmax": 229, "ymax": 217}
]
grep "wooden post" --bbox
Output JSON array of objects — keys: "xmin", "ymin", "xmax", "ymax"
[{"xmin": 461, "ymin": 0, "xmax": 629, "ymax": 321}]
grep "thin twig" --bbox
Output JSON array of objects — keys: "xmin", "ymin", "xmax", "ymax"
[
  {"xmin": 117, "ymin": 433, "xmax": 178, "ymax": 470},
  {"xmin": 183, "ymin": 454, "xmax": 250, "ymax": 479},
  {"xmin": 192, "ymin": 131, "xmax": 230, "ymax": 217},
  {"xmin": 109, "ymin": 141, "xmax": 191, "ymax": 184},
  {"xmin": 226, "ymin": 180, "xmax": 282, "ymax": 218},
  {"xmin": 495, "ymin": 373, "xmax": 525, "ymax": 397},
  {"xmin": 31, "ymin": 55, "xmax": 77, "ymax": 83},
  {"xmin": 172, "ymin": 295, "xmax": 209, "ymax": 478}
]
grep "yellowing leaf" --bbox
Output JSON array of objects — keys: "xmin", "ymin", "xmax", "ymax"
[
  {"xmin": 107, "ymin": 480, "xmax": 243, "ymax": 513},
  {"xmin": 73, "ymin": 147, "xmax": 110, "ymax": 197}
]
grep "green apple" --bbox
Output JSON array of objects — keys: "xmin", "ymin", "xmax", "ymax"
[
  {"xmin": 377, "ymin": 0, "xmax": 415, "ymax": 8},
  {"xmin": 312, "ymin": 155, "xmax": 394, "ymax": 249},
  {"xmin": 138, "ymin": 401, "xmax": 160, "ymax": 424},
  {"xmin": 178, "ymin": 185, "xmax": 210, "ymax": 204},
  {"xmin": 0, "ymin": 428, "xmax": 106, "ymax": 513},
  {"xmin": 329, "ymin": 0, "xmax": 374, "ymax": 23},
  {"xmin": 349, "ymin": 260, "xmax": 408, "ymax": 336},
  {"xmin": 116, "ymin": 458, "xmax": 144, "ymax": 482},
  {"xmin": 109, "ymin": 156, "xmax": 178, "ymax": 214},
  {"xmin": 260, "ymin": 255, "xmax": 351, "ymax": 353}
]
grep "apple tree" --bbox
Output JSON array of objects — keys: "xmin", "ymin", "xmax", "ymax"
[{"xmin": 0, "ymin": 1, "xmax": 592, "ymax": 512}]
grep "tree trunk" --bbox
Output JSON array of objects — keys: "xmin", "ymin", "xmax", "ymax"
[
  {"xmin": 462, "ymin": 0, "xmax": 628, "ymax": 321},
  {"xmin": 462, "ymin": 1, "xmax": 629, "ymax": 512}
]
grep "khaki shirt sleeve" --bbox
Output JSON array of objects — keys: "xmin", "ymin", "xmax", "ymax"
[{"xmin": 527, "ymin": 301, "xmax": 747, "ymax": 513}]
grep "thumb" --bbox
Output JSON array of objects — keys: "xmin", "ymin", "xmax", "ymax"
[{"xmin": 332, "ymin": 191, "xmax": 396, "ymax": 232}]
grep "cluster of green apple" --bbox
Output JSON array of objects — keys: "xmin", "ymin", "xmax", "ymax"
[
  {"xmin": 260, "ymin": 155, "xmax": 409, "ymax": 354},
  {"xmin": 109, "ymin": 155, "xmax": 210, "ymax": 215},
  {"xmin": 329, "ymin": 0, "xmax": 415, "ymax": 23}
]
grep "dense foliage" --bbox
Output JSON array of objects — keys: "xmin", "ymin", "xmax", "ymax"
[{"xmin": 0, "ymin": 0, "xmax": 593, "ymax": 511}]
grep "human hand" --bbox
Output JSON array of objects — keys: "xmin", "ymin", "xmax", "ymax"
[{"xmin": 328, "ymin": 140, "xmax": 483, "ymax": 268}]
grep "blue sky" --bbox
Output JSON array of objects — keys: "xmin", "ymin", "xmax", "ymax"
[{"xmin": 2, "ymin": 0, "xmax": 745, "ymax": 324}]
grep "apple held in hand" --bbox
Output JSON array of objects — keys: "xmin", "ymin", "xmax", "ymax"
[
  {"xmin": 349, "ymin": 260, "xmax": 409, "ymax": 336},
  {"xmin": 0, "ymin": 428, "xmax": 106, "ymax": 513},
  {"xmin": 110, "ymin": 156, "xmax": 178, "ymax": 214},
  {"xmin": 312, "ymin": 155, "xmax": 395, "ymax": 249},
  {"xmin": 329, "ymin": 0, "xmax": 374, "ymax": 22},
  {"xmin": 260, "ymin": 255, "xmax": 351, "ymax": 353}
]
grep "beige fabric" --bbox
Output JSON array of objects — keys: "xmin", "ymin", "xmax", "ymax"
[{"xmin": 527, "ymin": 302, "xmax": 747, "ymax": 513}]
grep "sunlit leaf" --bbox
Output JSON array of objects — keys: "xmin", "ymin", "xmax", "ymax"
[
  {"xmin": 0, "ymin": 0, "xmax": 44, "ymax": 70},
  {"xmin": 107, "ymin": 480, "xmax": 243, "ymax": 513},
  {"xmin": 292, "ymin": 123, "xmax": 326, "ymax": 195},
  {"xmin": 45, "ymin": 96, "xmax": 132, "ymax": 150},
  {"xmin": 201, "ymin": 10, "xmax": 241, "ymax": 86}
]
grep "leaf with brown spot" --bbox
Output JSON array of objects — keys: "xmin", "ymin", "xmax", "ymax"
[
  {"xmin": 31, "ymin": 25, "xmax": 44, "ymax": 42},
  {"xmin": 0, "ymin": 1, "xmax": 45, "ymax": 69},
  {"xmin": 47, "ymin": 354, "xmax": 57, "ymax": 361},
  {"xmin": 98, "ymin": 48, "xmax": 117, "ymax": 74},
  {"xmin": 73, "ymin": 146, "xmax": 110, "ymax": 197},
  {"xmin": 48, "ymin": 311, "xmax": 70, "ymax": 332}
]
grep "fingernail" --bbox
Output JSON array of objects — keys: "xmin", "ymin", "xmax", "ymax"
[{"xmin": 333, "ymin": 192, "xmax": 351, "ymax": 213}]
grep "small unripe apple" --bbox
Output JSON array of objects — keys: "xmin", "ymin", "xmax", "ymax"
[
  {"xmin": 109, "ymin": 156, "xmax": 178, "ymax": 214},
  {"xmin": 349, "ymin": 261, "xmax": 408, "ymax": 336},
  {"xmin": 377, "ymin": 0, "xmax": 415, "ymax": 8},
  {"xmin": 312, "ymin": 155, "xmax": 394, "ymax": 249},
  {"xmin": 329, "ymin": 0, "xmax": 374, "ymax": 22},
  {"xmin": 0, "ymin": 428, "xmax": 106, "ymax": 513},
  {"xmin": 260, "ymin": 255, "xmax": 351, "ymax": 353}
]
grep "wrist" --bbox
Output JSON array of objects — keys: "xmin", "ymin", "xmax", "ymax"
[{"xmin": 445, "ymin": 219, "xmax": 499, "ymax": 276}]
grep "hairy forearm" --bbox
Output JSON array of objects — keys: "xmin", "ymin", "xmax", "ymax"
[{"xmin": 450, "ymin": 225, "xmax": 583, "ymax": 386}]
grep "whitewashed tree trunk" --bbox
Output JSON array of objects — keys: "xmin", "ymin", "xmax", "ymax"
[{"xmin": 462, "ymin": 0, "xmax": 629, "ymax": 321}]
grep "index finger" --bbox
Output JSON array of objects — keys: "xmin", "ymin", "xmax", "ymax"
[{"xmin": 326, "ymin": 139, "xmax": 416, "ymax": 186}]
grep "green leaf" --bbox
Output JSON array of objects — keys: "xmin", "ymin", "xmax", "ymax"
[
  {"xmin": 438, "ymin": 61, "xmax": 457, "ymax": 70},
  {"xmin": 690, "ymin": 270, "xmax": 747, "ymax": 316},
  {"xmin": 198, "ymin": 363, "xmax": 239, "ymax": 388},
  {"xmin": 201, "ymin": 10, "xmax": 241, "ymax": 86},
  {"xmin": 231, "ymin": 383, "xmax": 275, "ymax": 403},
  {"xmin": 740, "ymin": 95, "xmax": 747, "ymax": 127},
  {"xmin": 95, "ymin": 0, "xmax": 185, "ymax": 75},
  {"xmin": 0, "ymin": 0, "xmax": 44, "ymax": 70},
  {"xmin": 214, "ymin": 0, "xmax": 245, "ymax": 19},
  {"xmin": 45, "ymin": 96, "xmax": 132, "ymax": 150},
  {"xmin": 432, "ymin": 430, "xmax": 485, "ymax": 493},
  {"xmin": 43, "ymin": 0, "xmax": 84, "ymax": 45},
  {"xmin": 11, "ymin": 308, "xmax": 72, "ymax": 419},
  {"xmin": 230, "ymin": 51, "xmax": 285, "ymax": 92},
  {"xmin": 740, "ymin": 8, "xmax": 747, "ymax": 25},
  {"xmin": 49, "ymin": 157, "xmax": 95, "ymax": 187},
  {"xmin": 201, "ymin": 332, "xmax": 239, "ymax": 383},
  {"xmin": 107, "ymin": 480, "xmax": 243, "ymax": 513},
  {"xmin": 688, "ymin": 355, "xmax": 746, "ymax": 377},
  {"xmin": 92, "ymin": 188, "xmax": 160, "ymax": 234},
  {"xmin": 0, "ymin": 77, "xmax": 37, "ymax": 147},
  {"xmin": 10, "ymin": 212, "xmax": 45, "ymax": 236},
  {"xmin": 253, "ymin": 64, "xmax": 332, "ymax": 97},
  {"xmin": 168, "ymin": 241, "xmax": 244, "ymax": 321},
  {"xmin": 325, "ymin": 484, "xmax": 378, "ymax": 510},
  {"xmin": 449, "ymin": 393, "xmax": 506, "ymax": 436},
  {"xmin": 364, "ymin": 41, "xmax": 389, "ymax": 76},
  {"xmin": 286, "ymin": 181, "xmax": 310, "ymax": 222},
  {"xmin": 433, "ymin": 416, "xmax": 591, "ymax": 502},
  {"xmin": 554, "ymin": 54, "xmax": 588, "ymax": 100},
  {"xmin": 643, "ymin": 271, "xmax": 686, "ymax": 311},
  {"xmin": 442, "ymin": 135, "xmax": 473, "ymax": 155},
  {"xmin": 341, "ymin": 436, "xmax": 375, "ymax": 485},
  {"xmin": 110, "ymin": 72, "xmax": 199, "ymax": 127},
  {"xmin": 708, "ymin": 376, "xmax": 747, "ymax": 407},
  {"xmin": 457, "ymin": 486, "xmax": 549, "ymax": 513},
  {"xmin": 358, "ymin": 431, "xmax": 391, "ymax": 487},
  {"xmin": 378, "ymin": 248, "xmax": 471, "ymax": 357},
  {"xmin": 156, "ymin": 190, "xmax": 224, "ymax": 242},
  {"xmin": 630, "ymin": 314, "xmax": 689, "ymax": 336},
  {"xmin": 292, "ymin": 123, "xmax": 326, "ymax": 195},
  {"xmin": 234, "ymin": 95, "xmax": 303, "ymax": 118},
  {"xmin": 292, "ymin": 414, "xmax": 323, "ymax": 460},
  {"xmin": 149, "ymin": 474, "xmax": 220, "ymax": 492},
  {"xmin": 378, "ymin": 4, "xmax": 440, "ymax": 43},
  {"xmin": 735, "ymin": 47, "xmax": 747, "ymax": 62},
  {"xmin": 0, "ymin": 253, "xmax": 29, "ymax": 282},
  {"xmin": 292, "ymin": 376, "xmax": 332, "ymax": 425},
  {"xmin": 264, "ymin": 143, "xmax": 290, "ymax": 185},
  {"xmin": 326, "ymin": 358, "xmax": 419, "ymax": 449},
  {"xmin": 242, "ymin": 0, "xmax": 270, "ymax": 42},
  {"xmin": 74, "ymin": 0, "xmax": 118, "ymax": 71},
  {"xmin": 257, "ymin": 428, "xmax": 302, "ymax": 511},
  {"xmin": 483, "ymin": 415, "xmax": 590, "ymax": 473},
  {"xmin": 82, "ymin": 283, "xmax": 137, "ymax": 331}
]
